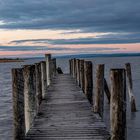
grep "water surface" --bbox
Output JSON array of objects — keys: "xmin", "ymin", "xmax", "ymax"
[{"xmin": 0, "ymin": 56, "xmax": 140, "ymax": 140}]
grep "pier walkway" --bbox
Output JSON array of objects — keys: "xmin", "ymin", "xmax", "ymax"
[{"xmin": 25, "ymin": 74, "xmax": 110, "ymax": 140}]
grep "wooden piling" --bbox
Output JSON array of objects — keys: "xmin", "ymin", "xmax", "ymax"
[
  {"xmin": 76, "ymin": 59, "xmax": 80, "ymax": 84},
  {"xmin": 74, "ymin": 58, "xmax": 76, "ymax": 78},
  {"xmin": 94, "ymin": 64, "xmax": 104, "ymax": 117},
  {"xmin": 50, "ymin": 59, "xmax": 56, "ymax": 78},
  {"xmin": 72, "ymin": 59, "xmax": 75, "ymax": 77},
  {"xmin": 12, "ymin": 68, "xmax": 25, "ymax": 140},
  {"xmin": 51, "ymin": 58, "xmax": 57, "ymax": 77},
  {"xmin": 84, "ymin": 61, "xmax": 93, "ymax": 104},
  {"xmin": 104, "ymin": 78, "xmax": 111, "ymax": 103},
  {"xmin": 41, "ymin": 61, "xmax": 47, "ymax": 99},
  {"xmin": 45, "ymin": 54, "xmax": 51, "ymax": 86},
  {"xmin": 79, "ymin": 60, "xmax": 84, "ymax": 88},
  {"xmin": 69, "ymin": 59, "xmax": 72, "ymax": 75},
  {"xmin": 35, "ymin": 63, "xmax": 42, "ymax": 113},
  {"xmin": 23, "ymin": 65, "xmax": 37, "ymax": 133},
  {"xmin": 125, "ymin": 63, "xmax": 137, "ymax": 112},
  {"xmin": 110, "ymin": 69, "xmax": 126, "ymax": 140},
  {"xmin": 78, "ymin": 59, "xmax": 81, "ymax": 86}
]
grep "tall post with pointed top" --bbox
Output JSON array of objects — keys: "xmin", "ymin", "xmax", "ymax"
[
  {"xmin": 110, "ymin": 69, "xmax": 126, "ymax": 140},
  {"xmin": 45, "ymin": 54, "xmax": 51, "ymax": 86}
]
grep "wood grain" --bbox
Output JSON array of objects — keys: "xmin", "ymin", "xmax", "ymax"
[{"xmin": 25, "ymin": 74, "xmax": 110, "ymax": 140}]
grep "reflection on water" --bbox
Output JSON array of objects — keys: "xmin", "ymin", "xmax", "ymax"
[{"xmin": 0, "ymin": 56, "xmax": 140, "ymax": 140}]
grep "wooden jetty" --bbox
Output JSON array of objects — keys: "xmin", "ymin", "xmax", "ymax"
[
  {"xmin": 12, "ymin": 54, "xmax": 137, "ymax": 140},
  {"xmin": 25, "ymin": 74, "xmax": 109, "ymax": 140}
]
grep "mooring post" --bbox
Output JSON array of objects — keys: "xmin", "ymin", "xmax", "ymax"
[
  {"xmin": 71, "ymin": 59, "xmax": 74, "ymax": 77},
  {"xmin": 69, "ymin": 59, "xmax": 72, "ymax": 75},
  {"xmin": 41, "ymin": 61, "xmax": 47, "ymax": 99},
  {"xmin": 75, "ymin": 59, "xmax": 77, "ymax": 81},
  {"xmin": 72, "ymin": 59, "xmax": 74, "ymax": 77},
  {"xmin": 49, "ymin": 59, "xmax": 53, "ymax": 79},
  {"xmin": 94, "ymin": 64, "xmax": 104, "ymax": 118},
  {"xmin": 79, "ymin": 60, "xmax": 85, "ymax": 90},
  {"xmin": 45, "ymin": 54, "xmax": 51, "ymax": 86},
  {"xmin": 84, "ymin": 61, "xmax": 93, "ymax": 104},
  {"xmin": 35, "ymin": 63, "xmax": 42, "ymax": 113},
  {"xmin": 76, "ymin": 59, "xmax": 80, "ymax": 84},
  {"xmin": 74, "ymin": 58, "xmax": 76, "ymax": 78},
  {"xmin": 50, "ymin": 58, "xmax": 56, "ymax": 78},
  {"xmin": 53, "ymin": 58, "xmax": 57, "ymax": 76},
  {"xmin": 125, "ymin": 63, "xmax": 137, "ymax": 112},
  {"xmin": 12, "ymin": 68, "xmax": 25, "ymax": 140},
  {"xmin": 110, "ymin": 69, "xmax": 126, "ymax": 140},
  {"xmin": 23, "ymin": 65, "xmax": 37, "ymax": 133},
  {"xmin": 78, "ymin": 59, "xmax": 81, "ymax": 86},
  {"xmin": 104, "ymin": 78, "xmax": 111, "ymax": 103}
]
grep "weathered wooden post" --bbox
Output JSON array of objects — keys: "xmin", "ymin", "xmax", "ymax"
[
  {"xmin": 104, "ymin": 78, "xmax": 111, "ymax": 103},
  {"xmin": 23, "ymin": 65, "xmax": 37, "ymax": 133},
  {"xmin": 74, "ymin": 58, "xmax": 76, "ymax": 78},
  {"xmin": 94, "ymin": 64, "xmax": 104, "ymax": 117},
  {"xmin": 84, "ymin": 61, "xmax": 93, "ymax": 104},
  {"xmin": 110, "ymin": 69, "xmax": 126, "ymax": 140},
  {"xmin": 72, "ymin": 59, "xmax": 76, "ymax": 78},
  {"xmin": 79, "ymin": 60, "xmax": 83, "ymax": 88},
  {"xmin": 72, "ymin": 59, "xmax": 75, "ymax": 77},
  {"xmin": 75, "ymin": 59, "xmax": 77, "ymax": 81},
  {"xmin": 76, "ymin": 59, "xmax": 80, "ymax": 84},
  {"xmin": 78, "ymin": 59, "xmax": 81, "ymax": 86},
  {"xmin": 50, "ymin": 58, "xmax": 56, "ymax": 79},
  {"xmin": 35, "ymin": 63, "xmax": 42, "ymax": 113},
  {"xmin": 45, "ymin": 54, "xmax": 51, "ymax": 86},
  {"xmin": 41, "ymin": 61, "xmax": 47, "ymax": 99},
  {"xmin": 51, "ymin": 58, "xmax": 57, "ymax": 77},
  {"xmin": 125, "ymin": 63, "xmax": 137, "ymax": 112},
  {"xmin": 79, "ymin": 60, "xmax": 85, "ymax": 90},
  {"xmin": 12, "ymin": 68, "xmax": 25, "ymax": 140},
  {"xmin": 69, "ymin": 59, "xmax": 72, "ymax": 75}
]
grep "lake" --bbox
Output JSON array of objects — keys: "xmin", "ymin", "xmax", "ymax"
[{"xmin": 0, "ymin": 56, "xmax": 140, "ymax": 140}]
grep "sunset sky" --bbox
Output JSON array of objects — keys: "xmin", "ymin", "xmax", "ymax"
[{"xmin": 0, "ymin": 0, "xmax": 140, "ymax": 57}]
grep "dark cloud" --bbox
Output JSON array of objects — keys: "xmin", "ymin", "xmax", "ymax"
[
  {"xmin": 0, "ymin": 0, "xmax": 140, "ymax": 44},
  {"xmin": 0, "ymin": 45, "xmax": 122, "ymax": 52},
  {"xmin": 0, "ymin": 0, "xmax": 140, "ymax": 32},
  {"xmin": 0, "ymin": 46, "xmax": 69, "ymax": 51}
]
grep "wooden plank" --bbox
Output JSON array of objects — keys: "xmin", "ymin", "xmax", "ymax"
[{"xmin": 25, "ymin": 74, "xmax": 110, "ymax": 140}]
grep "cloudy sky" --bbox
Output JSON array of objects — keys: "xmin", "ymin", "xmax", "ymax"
[{"xmin": 0, "ymin": 0, "xmax": 140, "ymax": 57}]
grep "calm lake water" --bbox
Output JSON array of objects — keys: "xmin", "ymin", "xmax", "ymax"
[{"xmin": 0, "ymin": 56, "xmax": 140, "ymax": 140}]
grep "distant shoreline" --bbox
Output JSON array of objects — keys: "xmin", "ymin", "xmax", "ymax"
[
  {"xmin": 1, "ymin": 53, "xmax": 140, "ymax": 60},
  {"xmin": 55, "ymin": 53, "xmax": 140, "ymax": 59},
  {"xmin": 0, "ymin": 58, "xmax": 24, "ymax": 63}
]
